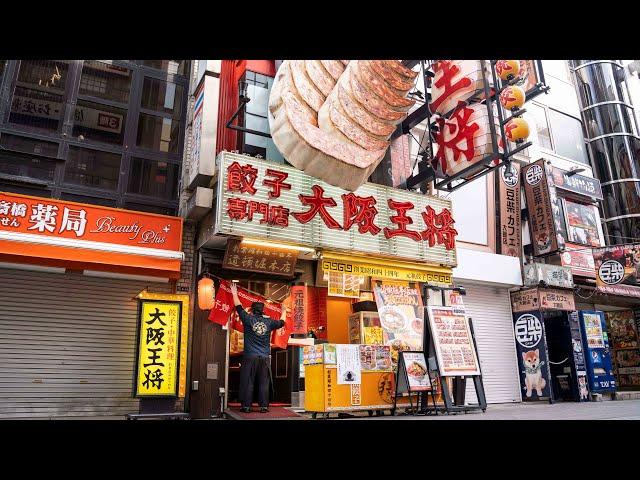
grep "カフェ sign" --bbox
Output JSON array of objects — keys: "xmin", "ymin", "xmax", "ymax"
[
  {"xmin": 511, "ymin": 287, "xmax": 576, "ymax": 312},
  {"xmin": 215, "ymin": 152, "xmax": 458, "ymax": 267}
]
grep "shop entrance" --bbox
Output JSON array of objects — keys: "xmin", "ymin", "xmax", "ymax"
[
  {"xmin": 543, "ymin": 312, "xmax": 576, "ymax": 402},
  {"xmin": 226, "ymin": 279, "xmax": 298, "ymax": 408}
]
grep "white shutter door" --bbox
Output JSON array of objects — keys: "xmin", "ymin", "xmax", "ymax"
[
  {"xmin": 461, "ymin": 281, "xmax": 522, "ymax": 404},
  {"xmin": 0, "ymin": 268, "xmax": 171, "ymax": 419}
]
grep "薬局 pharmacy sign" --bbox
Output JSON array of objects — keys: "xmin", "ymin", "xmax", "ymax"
[{"xmin": 215, "ymin": 152, "xmax": 458, "ymax": 267}]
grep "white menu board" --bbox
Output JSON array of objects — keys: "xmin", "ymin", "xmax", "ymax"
[
  {"xmin": 427, "ymin": 306, "xmax": 481, "ymax": 377},
  {"xmin": 336, "ymin": 344, "xmax": 362, "ymax": 385}
]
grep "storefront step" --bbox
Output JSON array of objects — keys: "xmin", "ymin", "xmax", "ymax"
[{"xmin": 614, "ymin": 391, "xmax": 640, "ymax": 401}]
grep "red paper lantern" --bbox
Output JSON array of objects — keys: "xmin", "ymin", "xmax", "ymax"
[{"xmin": 198, "ymin": 277, "xmax": 215, "ymax": 310}]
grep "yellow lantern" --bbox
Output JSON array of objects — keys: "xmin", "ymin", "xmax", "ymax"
[
  {"xmin": 505, "ymin": 117, "xmax": 530, "ymax": 143},
  {"xmin": 198, "ymin": 277, "xmax": 215, "ymax": 310},
  {"xmin": 496, "ymin": 60, "xmax": 521, "ymax": 81},
  {"xmin": 500, "ymin": 85, "xmax": 526, "ymax": 111}
]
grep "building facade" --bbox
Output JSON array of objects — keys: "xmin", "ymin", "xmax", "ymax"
[{"xmin": 0, "ymin": 60, "xmax": 194, "ymax": 419}]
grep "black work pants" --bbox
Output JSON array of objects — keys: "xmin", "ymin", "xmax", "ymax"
[{"xmin": 239, "ymin": 355, "xmax": 271, "ymax": 408}]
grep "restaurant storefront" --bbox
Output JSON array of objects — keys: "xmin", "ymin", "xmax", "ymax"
[
  {"xmin": 0, "ymin": 192, "xmax": 187, "ymax": 418},
  {"xmin": 193, "ymin": 151, "xmax": 462, "ymax": 416}
]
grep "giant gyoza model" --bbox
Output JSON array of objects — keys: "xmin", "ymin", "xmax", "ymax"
[{"xmin": 268, "ymin": 60, "xmax": 418, "ymax": 191}]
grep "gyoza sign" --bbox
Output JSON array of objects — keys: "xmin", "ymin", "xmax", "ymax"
[{"xmin": 216, "ymin": 152, "xmax": 458, "ymax": 266}]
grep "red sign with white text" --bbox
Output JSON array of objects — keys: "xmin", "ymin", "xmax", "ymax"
[
  {"xmin": 209, "ymin": 279, "xmax": 291, "ymax": 349},
  {"xmin": 0, "ymin": 191, "xmax": 183, "ymax": 251}
]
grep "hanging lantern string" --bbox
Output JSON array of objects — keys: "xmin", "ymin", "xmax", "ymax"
[{"xmin": 207, "ymin": 273, "xmax": 290, "ymax": 304}]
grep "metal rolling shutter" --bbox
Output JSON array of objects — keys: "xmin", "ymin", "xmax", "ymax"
[
  {"xmin": 0, "ymin": 267, "xmax": 171, "ymax": 419},
  {"xmin": 462, "ymin": 281, "xmax": 522, "ymax": 404}
]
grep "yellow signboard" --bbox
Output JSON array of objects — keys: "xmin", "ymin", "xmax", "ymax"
[
  {"xmin": 363, "ymin": 327, "xmax": 384, "ymax": 345},
  {"xmin": 135, "ymin": 300, "xmax": 182, "ymax": 397},
  {"xmin": 137, "ymin": 292, "xmax": 189, "ymax": 397},
  {"xmin": 321, "ymin": 254, "xmax": 452, "ymax": 287}
]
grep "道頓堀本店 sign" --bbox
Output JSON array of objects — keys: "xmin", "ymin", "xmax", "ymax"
[
  {"xmin": 215, "ymin": 152, "xmax": 458, "ymax": 267},
  {"xmin": 222, "ymin": 238, "xmax": 298, "ymax": 276},
  {"xmin": 135, "ymin": 300, "xmax": 182, "ymax": 397}
]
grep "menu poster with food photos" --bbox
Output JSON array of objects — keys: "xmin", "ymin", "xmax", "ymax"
[
  {"xmin": 399, "ymin": 351, "xmax": 432, "ymax": 392},
  {"xmin": 427, "ymin": 306, "xmax": 481, "ymax": 377},
  {"xmin": 373, "ymin": 284, "xmax": 425, "ymax": 366}
]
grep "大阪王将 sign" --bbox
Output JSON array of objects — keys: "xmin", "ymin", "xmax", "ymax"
[
  {"xmin": 135, "ymin": 300, "xmax": 182, "ymax": 397},
  {"xmin": 215, "ymin": 152, "xmax": 458, "ymax": 268}
]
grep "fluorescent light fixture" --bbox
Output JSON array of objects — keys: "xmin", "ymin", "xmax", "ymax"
[
  {"xmin": 0, "ymin": 261, "xmax": 66, "ymax": 274},
  {"xmin": 240, "ymin": 238, "xmax": 315, "ymax": 253},
  {"xmin": 83, "ymin": 270, "xmax": 170, "ymax": 283}
]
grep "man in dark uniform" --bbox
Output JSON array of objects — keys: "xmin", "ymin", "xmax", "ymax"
[{"xmin": 230, "ymin": 282, "xmax": 287, "ymax": 413}]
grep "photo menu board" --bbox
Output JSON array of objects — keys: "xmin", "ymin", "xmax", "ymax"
[
  {"xmin": 373, "ymin": 284, "xmax": 425, "ymax": 367},
  {"xmin": 427, "ymin": 306, "xmax": 481, "ymax": 377}
]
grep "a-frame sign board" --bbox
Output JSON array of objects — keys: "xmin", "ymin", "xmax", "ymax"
[
  {"xmin": 421, "ymin": 287, "xmax": 488, "ymax": 414},
  {"xmin": 392, "ymin": 351, "xmax": 439, "ymax": 416}
]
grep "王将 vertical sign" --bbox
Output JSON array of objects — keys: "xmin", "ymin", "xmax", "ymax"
[{"xmin": 135, "ymin": 300, "xmax": 182, "ymax": 397}]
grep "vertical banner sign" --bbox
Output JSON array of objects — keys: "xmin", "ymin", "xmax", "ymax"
[
  {"xmin": 426, "ymin": 306, "xmax": 481, "ymax": 377},
  {"xmin": 498, "ymin": 163, "xmax": 522, "ymax": 257},
  {"xmin": 135, "ymin": 300, "xmax": 182, "ymax": 397},
  {"xmin": 512, "ymin": 310, "xmax": 552, "ymax": 401},
  {"xmin": 291, "ymin": 286, "xmax": 308, "ymax": 335},
  {"xmin": 568, "ymin": 311, "xmax": 590, "ymax": 401},
  {"xmin": 373, "ymin": 284, "xmax": 425, "ymax": 365},
  {"xmin": 522, "ymin": 159, "xmax": 565, "ymax": 257}
]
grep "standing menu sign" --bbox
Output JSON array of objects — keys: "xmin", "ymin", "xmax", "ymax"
[
  {"xmin": 373, "ymin": 284, "xmax": 425, "ymax": 364},
  {"xmin": 397, "ymin": 351, "xmax": 432, "ymax": 392},
  {"xmin": 426, "ymin": 306, "xmax": 480, "ymax": 377}
]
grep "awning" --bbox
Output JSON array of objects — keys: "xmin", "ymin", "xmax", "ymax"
[{"xmin": 321, "ymin": 251, "xmax": 453, "ymax": 286}]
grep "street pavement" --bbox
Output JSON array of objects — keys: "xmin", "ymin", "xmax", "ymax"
[{"xmin": 341, "ymin": 399, "xmax": 640, "ymax": 420}]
